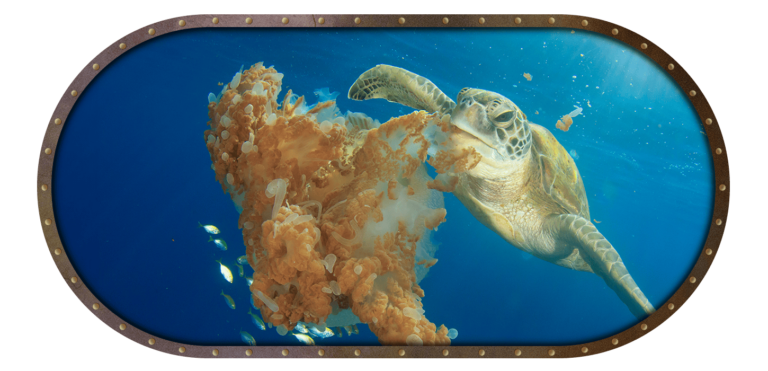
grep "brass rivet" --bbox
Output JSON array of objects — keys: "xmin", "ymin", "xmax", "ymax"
[
  {"xmin": 716, "ymin": 218, "xmax": 722, "ymax": 226},
  {"xmin": 354, "ymin": 349, "xmax": 361, "ymax": 356},
  {"xmin": 148, "ymin": 28, "xmax": 156, "ymax": 35},
  {"xmin": 45, "ymin": 148, "xmax": 52, "ymax": 155},
  {"xmin": 581, "ymin": 20, "xmax": 588, "ymax": 26},
  {"xmin": 640, "ymin": 324, "xmax": 648, "ymax": 330},
  {"xmin": 690, "ymin": 277, "xmax": 697, "ymax": 283},
  {"xmin": 668, "ymin": 303, "xmax": 675, "ymax": 310},
  {"xmin": 93, "ymin": 64, "xmax": 100, "ymax": 70},
  {"xmin": 318, "ymin": 17, "xmax": 325, "ymax": 24},
  {"xmin": 398, "ymin": 349, "xmax": 405, "ymax": 356},
  {"xmin": 640, "ymin": 43, "xmax": 648, "ymax": 49},
  {"xmin": 71, "ymin": 90, "xmax": 78, "ymax": 97},
  {"xmin": 398, "ymin": 17, "xmax": 405, "ymax": 25},
  {"xmin": 479, "ymin": 349, "xmax": 485, "ymax": 356},
  {"xmin": 212, "ymin": 349, "xmax": 219, "ymax": 356},
  {"xmin": 355, "ymin": 17, "xmax": 361, "ymax": 25},
  {"xmin": 119, "ymin": 324, "xmax": 126, "ymax": 330},
  {"xmin": 282, "ymin": 17, "xmax": 289, "ymax": 24},
  {"xmin": 282, "ymin": 349, "xmax": 288, "ymax": 356},
  {"xmin": 668, "ymin": 63, "xmax": 674, "ymax": 70},
  {"xmin": 92, "ymin": 303, "xmax": 100, "ymax": 310},
  {"xmin": 612, "ymin": 28, "xmax": 619, "ymax": 35},
  {"xmin": 54, "ymin": 248, "xmax": 61, "ymax": 255},
  {"xmin": 515, "ymin": 17, "xmax": 522, "ymax": 25},
  {"xmin": 581, "ymin": 347, "xmax": 588, "ymax": 353},
  {"xmin": 479, "ymin": 17, "xmax": 485, "ymax": 25},
  {"xmin": 54, "ymin": 118, "xmax": 62, "ymax": 125},
  {"xmin": 212, "ymin": 17, "xmax": 219, "ymax": 24},
  {"xmin": 548, "ymin": 17, "xmax": 555, "ymax": 24},
  {"xmin": 246, "ymin": 17, "xmax": 253, "ymax": 24},
  {"xmin": 612, "ymin": 338, "xmax": 619, "ymax": 345},
  {"xmin": 706, "ymin": 248, "xmax": 713, "ymax": 255},
  {"xmin": 42, "ymin": 184, "xmax": 48, "ymax": 191},
  {"xmin": 318, "ymin": 349, "xmax": 325, "ymax": 356},
  {"xmin": 715, "ymin": 148, "xmax": 722, "ymax": 155},
  {"xmin": 148, "ymin": 338, "xmax": 155, "ymax": 345},
  {"xmin": 246, "ymin": 349, "xmax": 252, "ymax": 356},
  {"xmin": 514, "ymin": 349, "xmax": 522, "ymax": 356},
  {"xmin": 44, "ymin": 219, "xmax": 52, "ymax": 225},
  {"xmin": 689, "ymin": 90, "xmax": 697, "ymax": 97},
  {"xmin": 179, "ymin": 347, "xmax": 185, "ymax": 354},
  {"xmin": 442, "ymin": 17, "xmax": 449, "ymax": 25},
  {"xmin": 442, "ymin": 349, "xmax": 449, "ymax": 356},
  {"xmin": 178, "ymin": 20, "xmax": 186, "ymax": 27},
  {"xmin": 70, "ymin": 276, "xmax": 78, "ymax": 283},
  {"xmin": 119, "ymin": 43, "xmax": 126, "ymax": 50},
  {"xmin": 548, "ymin": 349, "xmax": 555, "ymax": 356},
  {"xmin": 719, "ymin": 184, "xmax": 726, "ymax": 191},
  {"xmin": 705, "ymin": 118, "xmax": 713, "ymax": 125}
]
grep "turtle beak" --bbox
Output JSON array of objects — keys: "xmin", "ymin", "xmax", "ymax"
[{"xmin": 452, "ymin": 101, "xmax": 498, "ymax": 150}]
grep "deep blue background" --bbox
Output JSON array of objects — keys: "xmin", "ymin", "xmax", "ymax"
[{"xmin": 53, "ymin": 28, "xmax": 714, "ymax": 346}]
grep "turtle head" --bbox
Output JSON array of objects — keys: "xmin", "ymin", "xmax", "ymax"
[{"xmin": 451, "ymin": 88, "xmax": 532, "ymax": 162}]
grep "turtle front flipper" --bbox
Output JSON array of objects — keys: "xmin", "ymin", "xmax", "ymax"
[
  {"xmin": 348, "ymin": 65, "xmax": 456, "ymax": 115},
  {"xmin": 547, "ymin": 214, "xmax": 655, "ymax": 319}
]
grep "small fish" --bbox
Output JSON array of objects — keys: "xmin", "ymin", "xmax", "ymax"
[
  {"xmin": 235, "ymin": 263, "xmax": 244, "ymax": 277},
  {"xmin": 343, "ymin": 325, "xmax": 354, "ymax": 336},
  {"xmin": 217, "ymin": 259, "xmax": 233, "ymax": 283},
  {"xmin": 237, "ymin": 255, "xmax": 248, "ymax": 265},
  {"xmin": 198, "ymin": 222, "xmax": 220, "ymax": 234},
  {"xmin": 336, "ymin": 327, "xmax": 343, "ymax": 337},
  {"xmin": 221, "ymin": 290, "xmax": 235, "ymax": 309},
  {"xmin": 352, "ymin": 324, "xmax": 359, "ymax": 335},
  {"xmin": 593, "ymin": 219, "xmax": 602, "ymax": 224},
  {"xmin": 309, "ymin": 326, "xmax": 335, "ymax": 339},
  {"xmin": 293, "ymin": 333, "xmax": 315, "ymax": 345},
  {"xmin": 248, "ymin": 308, "xmax": 266, "ymax": 330},
  {"xmin": 294, "ymin": 323, "xmax": 309, "ymax": 334},
  {"xmin": 245, "ymin": 276, "xmax": 254, "ymax": 286},
  {"xmin": 207, "ymin": 235, "xmax": 227, "ymax": 251},
  {"xmin": 240, "ymin": 331, "xmax": 256, "ymax": 346}
]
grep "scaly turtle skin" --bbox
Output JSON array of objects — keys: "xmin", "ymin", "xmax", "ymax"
[{"xmin": 348, "ymin": 65, "xmax": 655, "ymax": 318}]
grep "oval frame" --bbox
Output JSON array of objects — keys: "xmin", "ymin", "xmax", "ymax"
[{"xmin": 37, "ymin": 14, "xmax": 729, "ymax": 358}]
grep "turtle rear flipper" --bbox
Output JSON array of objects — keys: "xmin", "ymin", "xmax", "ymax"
[
  {"xmin": 348, "ymin": 64, "xmax": 456, "ymax": 115},
  {"xmin": 548, "ymin": 214, "xmax": 655, "ymax": 319}
]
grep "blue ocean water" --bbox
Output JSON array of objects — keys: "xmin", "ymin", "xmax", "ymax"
[{"xmin": 52, "ymin": 27, "xmax": 713, "ymax": 346}]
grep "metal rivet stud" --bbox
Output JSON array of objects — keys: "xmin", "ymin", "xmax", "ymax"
[
  {"xmin": 178, "ymin": 20, "xmax": 186, "ymax": 27},
  {"xmin": 548, "ymin": 17, "xmax": 555, "ymax": 24},
  {"xmin": 640, "ymin": 324, "xmax": 648, "ymax": 330},
  {"xmin": 212, "ymin": 349, "xmax": 218, "ymax": 356},
  {"xmin": 119, "ymin": 43, "xmax": 126, "ymax": 50},
  {"xmin": 54, "ymin": 248, "xmax": 61, "ymax": 255},
  {"xmin": 318, "ymin": 349, "xmax": 325, "ymax": 356},
  {"xmin": 612, "ymin": 338, "xmax": 619, "ymax": 345},
  {"xmin": 548, "ymin": 349, "xmax": 555, "ymax": 356},
  {"xmin": 45, "ymin": 148, "xmax": 52, "ymax": 154},
  {"xmin": 689, "ymin": 90, "xmax": 697, "ymax": 97},
  {"xmin": 706, "ymin": 248, "xmax": 713, "ymax": 255},
  {"xmin": 93, "ymin": 64, "xmax": 100, "ymax": 70},
  {"xmin": 442, "ymin": 17, "xmax": 449, "ymax": 25},
  {"xmin": 479, "ymin": 349, "xmax": 485, "ymax": 356},
  {"xmin": 119, "ymin": 324, "xmax": 126, "ymax": 330},
  {"xmin": 690, "ymin": 277, "xmax": 697, "ymax": 283},
  {"xmin": 719, "ymin": 184, "xmax": 726, "ymax": 191},
  {"xmin": 148, "ymin": 28, "xmax": 155, "ymax": 35},
  {"xmin": 179, "ymin": 347, "xmax": 185, "ymax": 354},
  {"xmin": 92, "ymin": 303, "xmax": 100, "ymax": 310},
  {"xmin": 42, "ymin": 184, "xmax": 48, "ymax": 191},
  {"xmin": 398, "ymin": 17, "xmax": 405, "ymax": 25},
  {"xmin": 640, "ymin": 43, "xmax": 648, "ymax": 49},
  {"xmin": 612, "ymin": 28, "xmax": 619, "ymax": 35},
  {"xmin": 246, "ymin": 17, "xmax": 253, "ymax": 24},
  {"xmin": 581, "ymin": 20, "xmax": 588, "ymax": 26},
  {"xmin": 355, "ymin": 17, "xmax": 361, "ymax": 25},
  {"xmin": 212, "ymin": 17, "xmax": 219, "ymax": 24},
  {"xmin": 716, "ymin": 219, "xmax": 722, "ymax": 225},
  {"xmin": 55, "ymin": 118, "xmax": 62, "ymax": 125},
  {"xmin": 515, "ymin": 17, "xmax": 522, "ymax": 24},
  {"xmin": 71, "ymin": 90, "xmax": 78, "ymax": 97},
  {"xmin": 44, "ymin": 219, "xmax": 52, "ymax": 225},
  {"xmin": 282, "ymin": 349, "xmax": 289, "ymax": 356},
  {"xmin": 246, "ymin": 349, "xmax": 252, "ymax": 356},
  {"xmin": 354, "ymin": 349, "xmax": 361, "ymax": 356},
  {"xmin": 398, "ymin": 349, "xmax": 405, "ymax": 356},
  {"xmin": 318, "ymin": 17, "xmax": 325, "ymax": 24},
  {"xmin": 582, "ymin": 347, "xmax": 588, "ymax": 353},
  {"xmin": 515, "ymin": 349, "xmax": 522, "ymax": 356},
  {"xmin": 668, "ymin": 63, "xmax": 674, "ymax": 70},
  {"xmin": 70, "ymin": 277, "xmax": 78, "ymax": 283},
  {"xmin": 705, "ymin": 118, "xmax": 713, "ymax": 125},
  {"xmin": 148, "ymin": 338, "xmax": 155, "ymax": 345},
  {"xmin": 668, "ymin": 303, "xmax": 675, "ymax": 310},
  {"xmin": 282, "ymin": 17, "xmax": 289, "ymax": 24},
  {"xmin": 479, "ymin": 17, "xmax": 485, "ymax": 24},
  {"xmin": 442, "ymin": 349, "xmax": 449, "ymax": 356},
  {"xmin": 715, "ymin": 148, "xmax": 722, "ymax": 155}
]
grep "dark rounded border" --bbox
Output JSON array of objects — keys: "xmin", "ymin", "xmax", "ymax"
[{"xmin": 38, "ymin": 14, "xmax": 728, "ymax": 358}]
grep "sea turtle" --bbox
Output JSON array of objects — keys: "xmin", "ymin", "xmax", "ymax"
[{"xmin": 348, "ymin": 65, "xmax": 655, "ymax": 318}]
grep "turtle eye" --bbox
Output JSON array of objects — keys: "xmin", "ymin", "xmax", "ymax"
[{"xmin": 494, "ymin": 111, "xmax": 515, "ymax": 123}]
